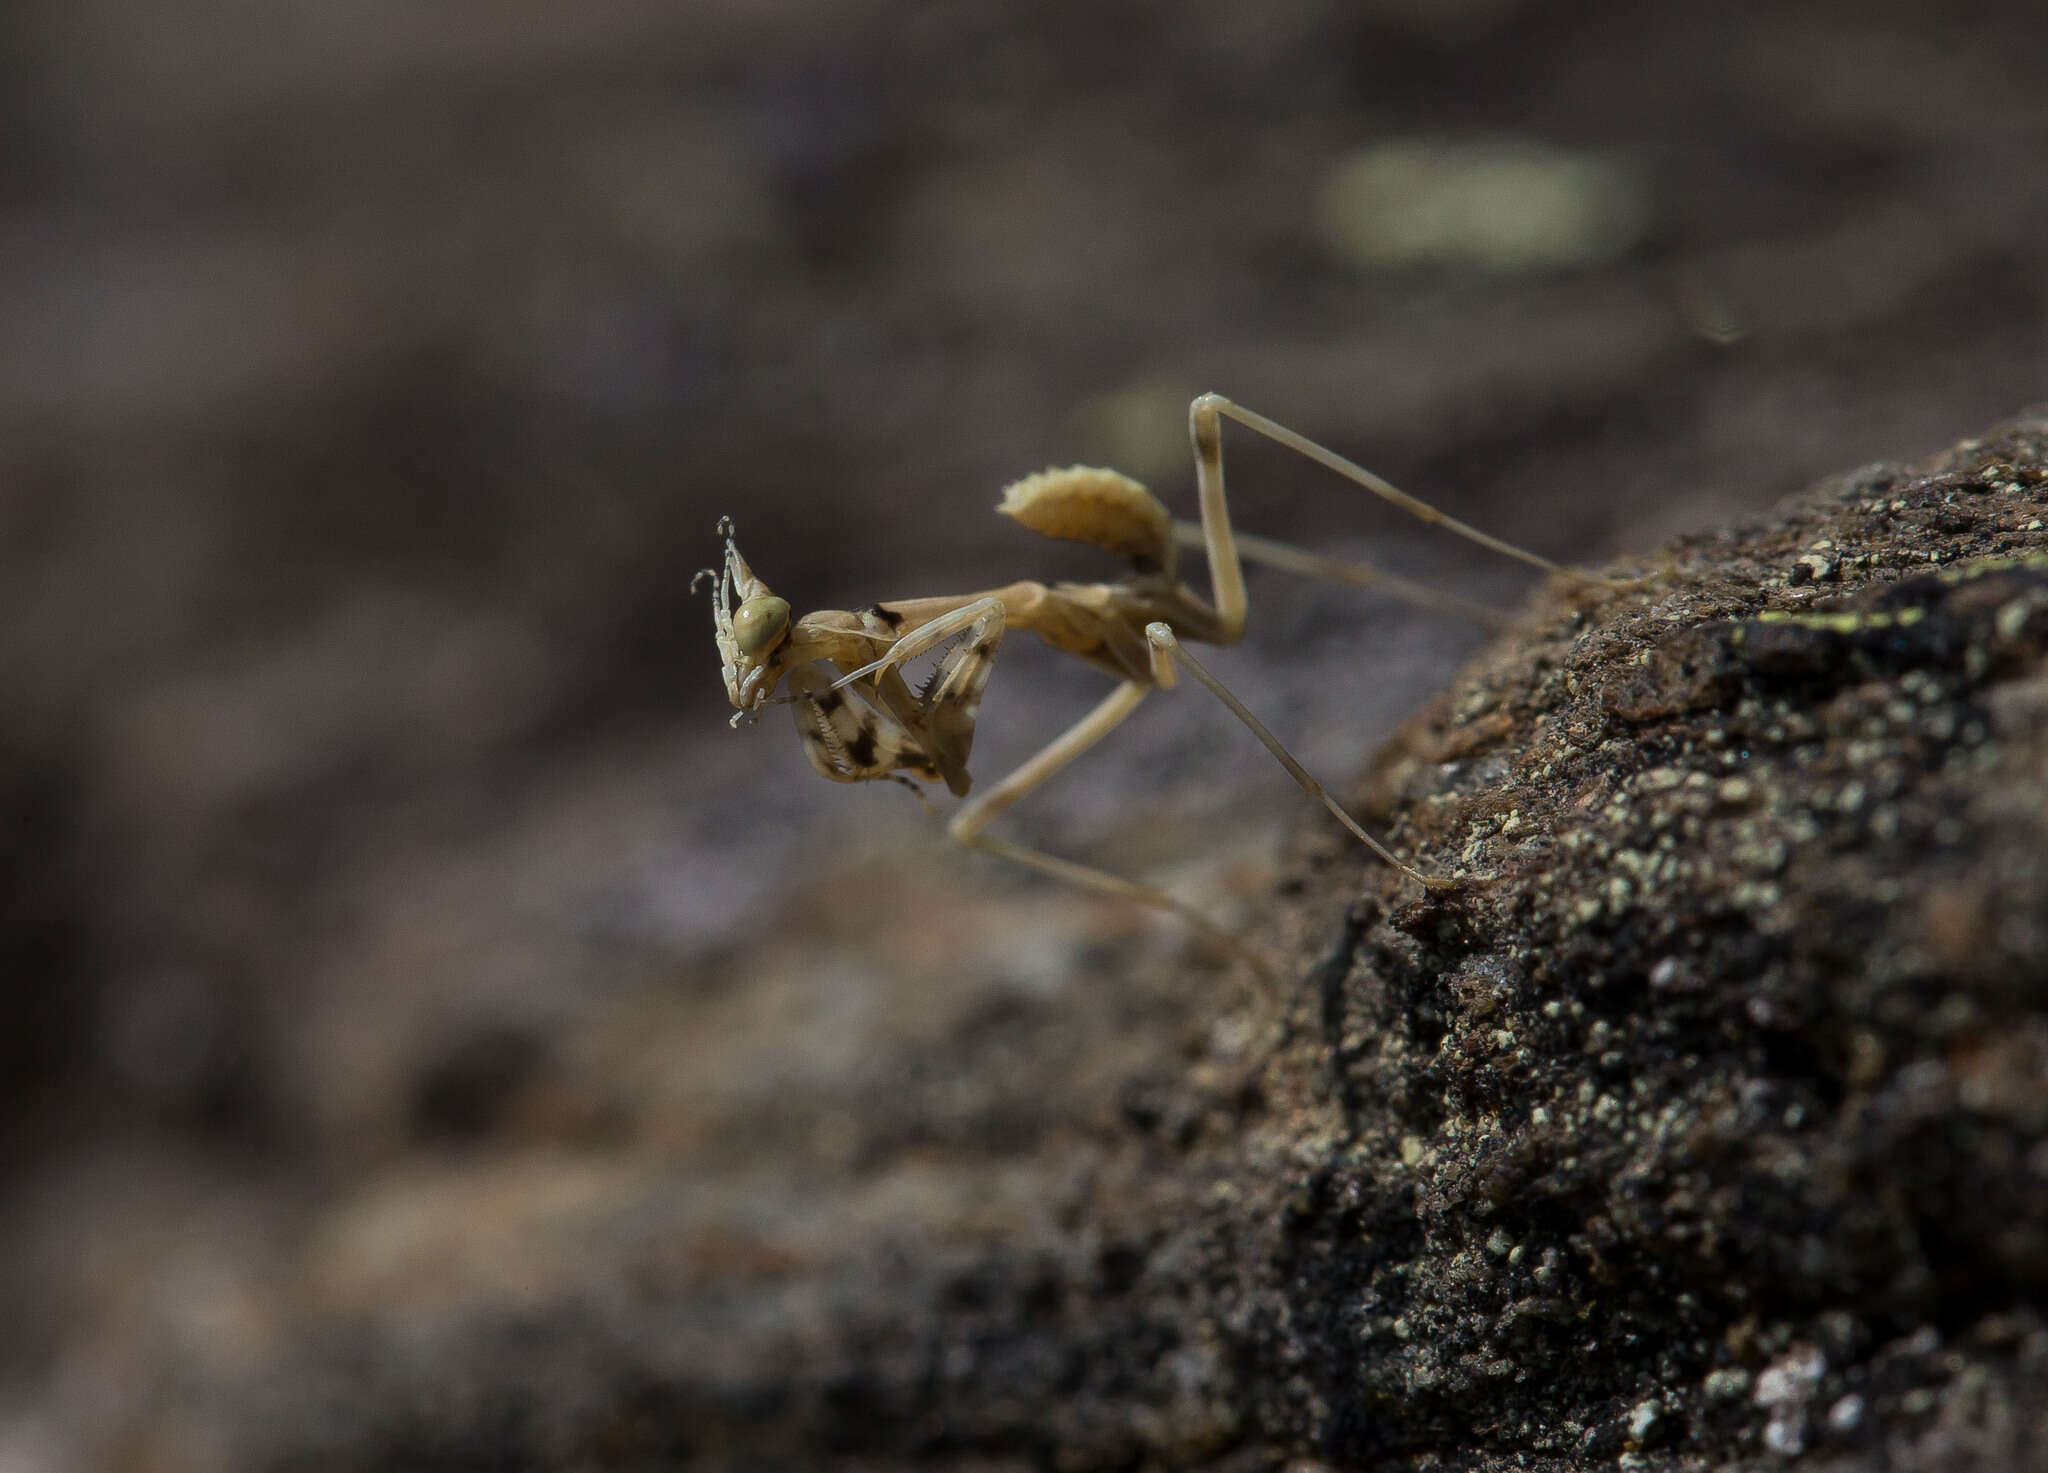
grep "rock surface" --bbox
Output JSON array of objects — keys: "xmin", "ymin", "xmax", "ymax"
[
  {"xmin": 147, "ymin": 420, "xmax": 2048, "ymax": 1472},
  {"xmin": 11, "ymin": 4, "xmax": 2048, "ymax": 1468}
]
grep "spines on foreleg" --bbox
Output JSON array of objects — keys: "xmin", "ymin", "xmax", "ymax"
[{"xmin": 787, "ymin": 666, "xmax": 937, "ymax": 787}]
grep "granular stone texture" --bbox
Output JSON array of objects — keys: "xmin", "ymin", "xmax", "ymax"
[
  {"xmin": 121, "ymin": 419, "xmax": 2048, "ymax": 1470},
  {"xmin": 1216, "ymin": 407, "xmax": 2048, "ymax": 1467}
]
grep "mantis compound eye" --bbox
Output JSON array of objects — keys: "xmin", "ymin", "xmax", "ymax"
[{"xmin": 733, "ymin": 596, "xmax": 791, "ymax": 658}]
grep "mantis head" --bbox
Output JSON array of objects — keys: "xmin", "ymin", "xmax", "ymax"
[{"xmin": 693, "ymin": 517, "xmax": 794, "ymax": 719}]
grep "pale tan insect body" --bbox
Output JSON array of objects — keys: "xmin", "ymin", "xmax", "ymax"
[{"xmin": 695, "ymin": 393, "xmax": 1610, "ymax": 975}]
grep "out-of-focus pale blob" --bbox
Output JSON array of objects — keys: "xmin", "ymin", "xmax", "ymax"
[
  {"xmin": 1070, "ymin": 379, "xmax": 1200, "ymax": 487},
  {"xmin": 1317, "ymin": 138, "xmax": 1649, "ymax": 272},
  {"xmin": 1677, "ymin": 277, "xmax": 1752, "ymax": 346}
]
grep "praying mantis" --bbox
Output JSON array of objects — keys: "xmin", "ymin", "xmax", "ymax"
[{"xmin": 693, "ymin": 393, "xmax": 1611, "ymax": 973}]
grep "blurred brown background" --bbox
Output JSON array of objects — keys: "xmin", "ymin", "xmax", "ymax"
[{"xmin": 2, "ymin": 0, "xmax": 2045, "ymax": 1466}]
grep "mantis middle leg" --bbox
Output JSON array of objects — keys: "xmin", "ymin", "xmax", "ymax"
[{"xmin": 944, "ymin": 676, "xmax": 1282, "ymax": 982}]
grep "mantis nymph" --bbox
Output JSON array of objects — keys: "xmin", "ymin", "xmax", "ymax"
[{"xmin": 695, "ymin": 394, "xmax": 1610, "ymax": 972}]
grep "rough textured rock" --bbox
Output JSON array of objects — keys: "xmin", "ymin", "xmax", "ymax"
[
  {"xmin": 170, "ymin": 421, "xmax": 2048, "ymax": 1473},
  {"xmin": 13, "ymin": 4, "xmax": 2048, "ymax": 1468}
]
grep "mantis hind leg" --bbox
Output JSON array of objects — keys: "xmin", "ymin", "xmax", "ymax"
[
  {"xmin": 1145, "ymin": 622, "xmax": 1451, "ymax": 891},
  {"xmin": 1186, "ymin": 392, "xmax": 1627, "ymax": 594}
]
